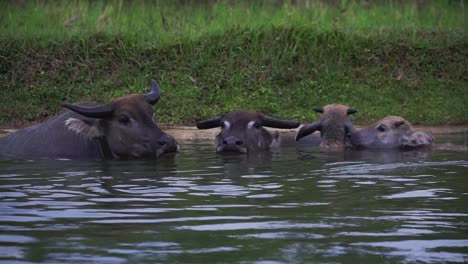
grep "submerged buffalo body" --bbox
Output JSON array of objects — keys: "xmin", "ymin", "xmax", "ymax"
[
  {"xmin": 196, "ymin": 110, "xmax": 300, "ymax": 153},
  {"xmin": 350, "ymin": 116, "xmax": 433, "ymax": 149},
  {"xmin": 295, "ymin": 104, "xmax": 357, "ymax": 149},
  {"xmin": 0, "ymin": 80, "xmax": 178, "ymax": 160}
]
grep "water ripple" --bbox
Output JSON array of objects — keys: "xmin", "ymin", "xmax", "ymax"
[
  {"xmin": 177, "ymin": 221, "xmax": 334, "ymax": 231},
  {"xmin": 352, "ymin": 239, "xmax": 468, "ymax": 263},
  {"xmin": 0, "ymin": 235, "xmax": 37, "ymax": 244},
  {"xmin": 0, "ymin": 141, "xmax": 467, "ymax": 263},
  {"xmin": 382, "ymin": 189, "xmax": 452, "ymax": 199},
  {"xmin": 91, "ymin": 216, "xmax": 266, "ymax": 224}
]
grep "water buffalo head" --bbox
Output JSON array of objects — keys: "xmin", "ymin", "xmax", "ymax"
[
  {"xmin": 62, "ymin": 79, "xmax": 179, "ymax": 159},
  {"xmin": 196, "ymin": 110, "xmax": 300, "ymax": 153},
  {"xmin": 295, "ymin": 104, "xmax": 357, "ymax": 149},
  {"xmin": 349, "ymin": 116, "xmax": 433, "ymax": 149}
]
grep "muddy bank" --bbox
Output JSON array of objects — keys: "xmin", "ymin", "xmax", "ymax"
[{"xmin": 1, "ymin": 125, "xmax": 467, "ymax": 143}]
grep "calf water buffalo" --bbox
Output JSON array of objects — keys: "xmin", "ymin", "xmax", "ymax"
[
  {"xmin": 349, "ymin": 116, "xmax": 433, "ymax": 149},
  {"xmin": 0, "ymin": 80, "xmax": 179, "ymax": 160},
  {"xmin": 295, "ymin": 104, "xmax": 357, "ymax": 149},
  {"xmin": 196, "ymin": 110, "xmax": 300, "ymax": 153}
]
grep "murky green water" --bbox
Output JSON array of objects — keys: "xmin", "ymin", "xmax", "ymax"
[{"xmin": 1, "ymin": 136, "xmax": 467, "ymax": 263}]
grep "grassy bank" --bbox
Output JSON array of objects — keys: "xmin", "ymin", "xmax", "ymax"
[{"xmin": 0, "ymin": 0, "xmax": 466, "ymax": 128}]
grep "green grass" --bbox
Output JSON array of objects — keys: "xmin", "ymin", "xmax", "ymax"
[{"xmin": 0, "ymin": 0, "xmax": 466, "ymax": 127}]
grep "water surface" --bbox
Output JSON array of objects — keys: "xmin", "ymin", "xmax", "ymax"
[{"xmin": 1, "ymin": 135, "xmax": 467, "ymax": 263}]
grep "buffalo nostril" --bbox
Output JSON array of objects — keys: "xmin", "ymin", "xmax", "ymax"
[{"xmin": 223, "ymin": 136, "xmax": 242, "ymax": 146}]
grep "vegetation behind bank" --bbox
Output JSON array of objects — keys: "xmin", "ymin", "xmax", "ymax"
[{"xmin": 0, "ymin": 1, "xmax": 466, "ymax": 127}]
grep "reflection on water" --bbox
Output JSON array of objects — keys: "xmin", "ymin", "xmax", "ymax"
[{"xmin": 1, "ymin": 137, "xmax": 468, "ymax": 263}]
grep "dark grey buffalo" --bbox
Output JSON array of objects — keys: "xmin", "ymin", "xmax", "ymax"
[
  {"xmin": 295, "ymin": 104, "xmax": 357, "ymax": 150},
  {"xmin": 196, "ymin": 110, "xmax": 300, "ymax": 153},
  {"xmin": 0, "ymin": 80, "xmax": 178, "ymax": 160},
  {"xmin": 349, "ymin": 116, "xmax": 433, "ymax": 149}
]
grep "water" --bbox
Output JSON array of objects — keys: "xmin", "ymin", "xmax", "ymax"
[{"xmin": 1, "ymin": 136, "xmax": 467, "ymax": 263}]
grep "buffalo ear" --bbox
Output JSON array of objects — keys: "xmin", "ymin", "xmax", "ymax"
[
  {"xmin": 295, "ymin": 121, "xmax": 321, "ymax": 142},
  {"xmin": 313, "ymin": 107, "xmax": 324, "ymax": 113},
  {"xmin": 344, "ymin": 120, "xmax": 357, "ymax": 135},
  {"xmin": 260, "ymin": 116, "xmax": 300, "ymax": 129},
  {"xmin": 63, "ymin": 103, "xmax": 113, "ymax": 118},
  {"xmin": 65, "ymin": 118, "xmax": 103, "ymax": 138},
  {"xmin": 393, "ymin": 120, "xmax": 406, "ymax": 127},
  {"xmin": 196, "ymin": 116, "xmax": 222, "ymax": 129},
  {"xmin": 145, "ymin": 79, "xmax": 161, "ymax": 105},
  {"xmin": 347, "ymin": 108, "xmax": 357, "ymax": 115}
]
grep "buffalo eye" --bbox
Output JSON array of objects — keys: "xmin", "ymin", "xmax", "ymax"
[
  {"xmin": 221, "ymin": 121, "xmax": 231, "ymax": 129},
  {"xmin": 118, "ymin": 115, "xmax": 131, "ymax": 125},
  {"xmin": 247, "ymin": 121, "xmax": 261, "ymax": 129},
  {"xmin": 377, "ymin": 124, "xmax": 386, "ymax": 132}
]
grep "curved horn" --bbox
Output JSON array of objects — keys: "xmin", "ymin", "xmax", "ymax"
[
  {"xmin": 63, "ymin": 103, "xmax": 113, "ymax": 118},
  {"xmin": 260, "ymin": 116, "xmax": 300, "ymax": 129},
  {"xmin": 295, "ymin": 121, "xmax": 321, "ymax": 142},
  {"xmin": 144, "ymin": 79, "xmax": 161, "ymax": 105},
  {"xmin": 347, "ymin": 108, "xmax": 357, "ymax": 115},
  {"xmin": 313, "ymin": 107, "xmax": 324, "ymax": 113},
  {"xmin": 196, "ymin": 116, "xmax": 222, "ymax": 129}
]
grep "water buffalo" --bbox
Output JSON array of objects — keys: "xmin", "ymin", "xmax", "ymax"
[
  {"xmin": 349, "ymin": 116, "xmax": 433, "ymax": 149},
  {"xmin": 295, "ymin": 104, "xmax": 357, "ymax": 149},
  {"xmin": 196, "ymin": 110, "xmax": 300, "ymax": 153},
  {"xmin": 0, "ymin": 80, "xmax": 179, "ymax": 160}
]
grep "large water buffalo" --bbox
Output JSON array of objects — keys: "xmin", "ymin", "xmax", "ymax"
[
  {"xmin": 0, "ymin": 80, "xmax": 179, "ymax": 160},
  {"xmin": 349, "ymin": 116, "xmax": 433, "ymax": 149},
  {"xmin": 196, "ymin": 110, "xmax": 300, "ymax": 153},
  {"xmin": 295, "ymin": 104, "xmax": 357, "ymax": 149}
]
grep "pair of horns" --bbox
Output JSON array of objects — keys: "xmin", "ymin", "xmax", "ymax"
[
  {"xmin": 295, "ymin": 120, "xmax": 356, "ymax": 142},
  {"xmin": 295, "ymin": 106, "xmax": 358, "ymax": 142},
  {"xmin": 63, "ymin": 79, "xmax": 161, "ymax": 118},
  {"xmin": 196, "ymin": 115, "xmax": 300, "ymax": 129},
  {"xmin": 313, "ymin": 107, "xmax": 357, "ymax": 115}
]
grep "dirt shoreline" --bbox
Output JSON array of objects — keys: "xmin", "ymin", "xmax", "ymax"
[{"xmin": 3, "ymin": 125, "xmax": 466, "ymax": 143}]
